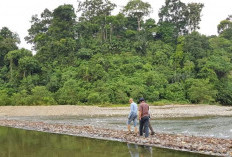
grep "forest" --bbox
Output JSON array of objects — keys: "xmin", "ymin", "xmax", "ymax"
[{"xmin": 0, "ymin": 0, "xmax": 232, "ymax": 106}]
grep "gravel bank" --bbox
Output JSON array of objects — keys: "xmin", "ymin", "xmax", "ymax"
[
  {"xmin": 0, "ymin": 119, "xmax": 231, "ymax": 156},
  {"xmin": 0, "ymin": 105, "xmax": 232, "ymax": 156},
  {"xmin": 0, "ymin": 105, "xmax": 232, "ymax": 118}
]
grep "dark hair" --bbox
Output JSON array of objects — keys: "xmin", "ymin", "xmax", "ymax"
[{"xmin": 139, "ymin": 97, "xmax": 145, "ymax": 103}]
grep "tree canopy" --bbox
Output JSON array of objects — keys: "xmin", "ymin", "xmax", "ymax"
[{"xmin": 0, "ymin": 0, "xmax": 232, "ymax": 106}]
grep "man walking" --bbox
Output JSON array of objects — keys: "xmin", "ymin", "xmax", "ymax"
[
  {"xmin": 138, "ymin": 98, "xmax": 149, "ymax": 137},
  {"xmin": 127, "ymin": 98, "xmax": 138, "ymax": 134}
]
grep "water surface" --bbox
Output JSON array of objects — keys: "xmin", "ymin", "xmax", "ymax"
[
  {"xmin": 0, "ymin": 126, "xmax": 212, "ymax": 157},
  {"xmin": 3, "ymin": 115, "xmax": 231, "ymax": 139}
]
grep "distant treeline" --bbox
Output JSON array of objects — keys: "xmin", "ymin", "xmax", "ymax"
[{"xmin": 0, "ymin": 0, "xmax": 232, "ymax": 106}]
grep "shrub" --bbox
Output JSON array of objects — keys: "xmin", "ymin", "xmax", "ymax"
[
  {"xmin": 0, "ymin": 90, "xmax": 11, "ymax": 106},
  {"xmin": 187, "ymin": 79, "xmax": 218, "ymax": 104},
  {"xmin": 28, "ymin": 86, "xmax": 56, "ymax": 105},
  {"xmin": 164, "ymin": 83, "xmax": 187, "ymax": 102}
]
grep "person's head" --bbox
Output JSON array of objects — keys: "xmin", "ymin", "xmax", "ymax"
[
  {"xmin": 139, "ymin": 97, "xmax": 145, "ymax": 103},
  {"xmin": 129, "ymin": 98, "xmax": 133, "ymax": 103}
]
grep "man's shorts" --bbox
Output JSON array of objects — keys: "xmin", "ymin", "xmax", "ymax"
[{"xmin": 127, "ymin": 113, "xmax": 137, "ymax": 127}]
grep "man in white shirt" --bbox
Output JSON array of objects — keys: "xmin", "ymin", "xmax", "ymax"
[{"xmin": 127, "ymin": 98, "xmax": 138, "ymax": 134}]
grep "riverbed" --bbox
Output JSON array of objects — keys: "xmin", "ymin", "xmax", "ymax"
[
  {"xmin": 0, "ymin": 105, "xmax": 231, "ymax": 156},
  {"xmin": 2, "ymin": 115, "xmax": 232, "ymax": 139}
]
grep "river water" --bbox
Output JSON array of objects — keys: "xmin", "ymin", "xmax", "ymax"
[
  {"xmin": 2, "ymin": 115, "xmax": 232, "ymax": 139},
  {"xmin": 0, "ymin": 126, "xmax": 213, "ymax": 157},
  {"xmin": 154, "ymin": 116, "xmax": 232, "ymax": 139}
]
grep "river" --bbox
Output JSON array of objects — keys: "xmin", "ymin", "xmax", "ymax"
[
  {"xmin": 0, "ymin": 126, "xmax": 213, "ymax": 157},
  {"xmin": 5, "ymin": 115, "xmax": 231, "ymax": 138}
]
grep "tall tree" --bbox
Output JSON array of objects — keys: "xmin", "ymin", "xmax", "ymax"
[
  {"xmin": 218, "ymin": 15, "xmax": 232, "ymax": 33},
  {"xmin": 5, "ymin": 48, "xmax": 32, "ymax": 81},
  {"xmin": 217, "ymin": 15, "xmax": 232, "ymax": 40},
  {"xmin": 31, "ymin": 5, "xmax": 78, "ymax": 64},
  {"xmin": 159, "ymin": 0, "xmax": 188, "ymax": 36},
  {"xmin": 25, "ymin": 9, "xmax": 52, "ymax": 51},
  {"xmin": 77, "ymin": 0, "xmax": 116, "ymax": 42},
  {"xmin": 19, "ymin": 56, "xmax": 40, "ymax": 78},
  {"xmin": 49, "ymin": 4, "xmax": 76, "ymax": 40},
  {"xmin": 77, "ymin": 0, "xmax": 116, "ymax": 21},
  {"xmin": 123, "ymin": 0, "xmax": 152, "ymax": 31},
  {"xmin": 183, "ymin": 31, "xmax": 210, "ymax": 63},
  {"xmin": 0, "ymin": 27, "xmax": 20, "ymax": 67},
  {"xmin": 159, "ymin": 0, "xmax": 204, "ymax": 37},
  {"xmin": 186, "ymin": 3, "xmax": 204, "ymax": 33}
]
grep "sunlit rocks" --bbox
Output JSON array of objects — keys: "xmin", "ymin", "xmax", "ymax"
[{"xmin": 0, "ymin": 119, "xmax": 231, "ymax": 156}]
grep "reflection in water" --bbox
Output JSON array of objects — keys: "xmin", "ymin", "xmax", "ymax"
[
  {"xmin": 0, "ymin": 126, "xmax": 213, "ymax": 157},
  {"xmin": 141, "ymin": 146, "xmax": 153, "ymax": 157},
  {"xmin": 128, "ymin": 143, "xmax": 139, "ymax": 157},
  {"xmin": 127, "ymin": 143, "xmax": 152, "ymax": 157}
]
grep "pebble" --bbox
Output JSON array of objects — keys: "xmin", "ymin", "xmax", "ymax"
[{"xmin": 0, "ymin": 119, "xmax": 231, "ymax": 157}]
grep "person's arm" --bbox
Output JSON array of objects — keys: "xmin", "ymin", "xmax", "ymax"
[
  {"xmin": 138, "ymin": 104, "xmax": 142, "ymax": 120},
  {"xmin": 128, "ymin": 104, "xmax": 132, "ymax": 118},
  {"xmin": 131, "ymin": 103, "xmax": 135, "ymax": 112}
]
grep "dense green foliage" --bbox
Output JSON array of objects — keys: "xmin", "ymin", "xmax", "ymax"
[{"xmin": 0, "ymin": 0, "xmax": 232, "ymax": 105}]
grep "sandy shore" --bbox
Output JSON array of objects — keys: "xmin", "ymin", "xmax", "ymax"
[
  {"xmin": 0, "ymin": 105, "xmax": 232, "ymax": 156},
  {"xmin": 0, "ymin": 104, "xmax": 232, "ymax": 118}
]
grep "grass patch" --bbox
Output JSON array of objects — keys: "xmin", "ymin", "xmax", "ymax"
[
  {"xmin": 98, "ymin": 103, "xmax": 128, "ymax": 107},
  {"xmin": 75, "ymin": 100, "xmax": 223, "ymax": 107},
  {"xmin": 150, "ymin": 100, "xmax": 190, "ymax": 106}
]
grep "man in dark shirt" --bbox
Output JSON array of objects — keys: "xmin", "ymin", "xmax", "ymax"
[{"xmin": 138, "ymin": 98, "xmax": 149, "ymax": 137}]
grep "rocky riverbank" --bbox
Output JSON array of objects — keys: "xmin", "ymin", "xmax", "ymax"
[
  {"xmin": 0, "ymin": 105, "xmax": 232, "ymax": 156},
  {"xmin": 0, "ymin": 119, "xmax": 231, "ymax": 156}
]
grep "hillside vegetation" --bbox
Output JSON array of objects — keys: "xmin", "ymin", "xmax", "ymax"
[{"xmin": 0, "ymin": 0, "xmax": 232, "ymax": 106}]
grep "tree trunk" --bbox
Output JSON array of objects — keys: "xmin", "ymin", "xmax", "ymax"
[
  {"xmin": 110, "ymin": 24, "xmax": 113, "ymax": 43},
  {"xmin": 137, "ymin": 17, "xmax": 141, "ymax": 31},
  {"xmin": 23, "ymin": 71, "xmax": 26, "ymax": 78},
  {"xmin": 10, "ymin": 59, "xmax": 13, "ymax": 81},
  {"xmin": 105, "ymin": 26, "xmax": 107, "ymax": 40}
]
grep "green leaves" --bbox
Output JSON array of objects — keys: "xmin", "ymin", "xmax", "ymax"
[
  {"xmin": 0, "ymin": 90, "xmax": 11, "ymax": 106},
  {"xmin": 0, "ymin": 27, "xmax": 19, "ymax": 67},
  {"xmin": 186, "ymin": 79, "xmax": 217, "ymax": 104},
  {"xmin": 29, "ymin": 86, "xmax": 56, "ymax": 105},
  {"xmin": 55, "ymin": 79, "xmax": 82, "ymax": 105},
  {"xmin": 217, "ymin": 79, "xmax": 232, "ymax": 105},
  {"xmin": 77, "ymin": 0, "xmax": 116, "ymax": 21},
  {"xmin": 1, "ymin": 1, "xmax": 232, "ymax": 106},
  {"xmin": 183, "ymin": 31, "xmax": 210, "ymax": 61},
  {"xmin": 19, "ymin": 56, "xmax": 40, "ymax": 77},
  {"xmin": 77, "ymin": 48, "xmax": 93, "ymax": 60},
  {"xmin": 123, "ymin": 0, "xmax": 152, "ymax": 31},
  {"xmin": 186, "ymin": 3, "xmax": 204, "ymax": 33},
  {"xmin": 158, "ymin": 0, "xmax": 204, "ymax": 42},
  {"xmin": 164, "ymin": 82, "xmax": 187, "ymax": 102}
]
